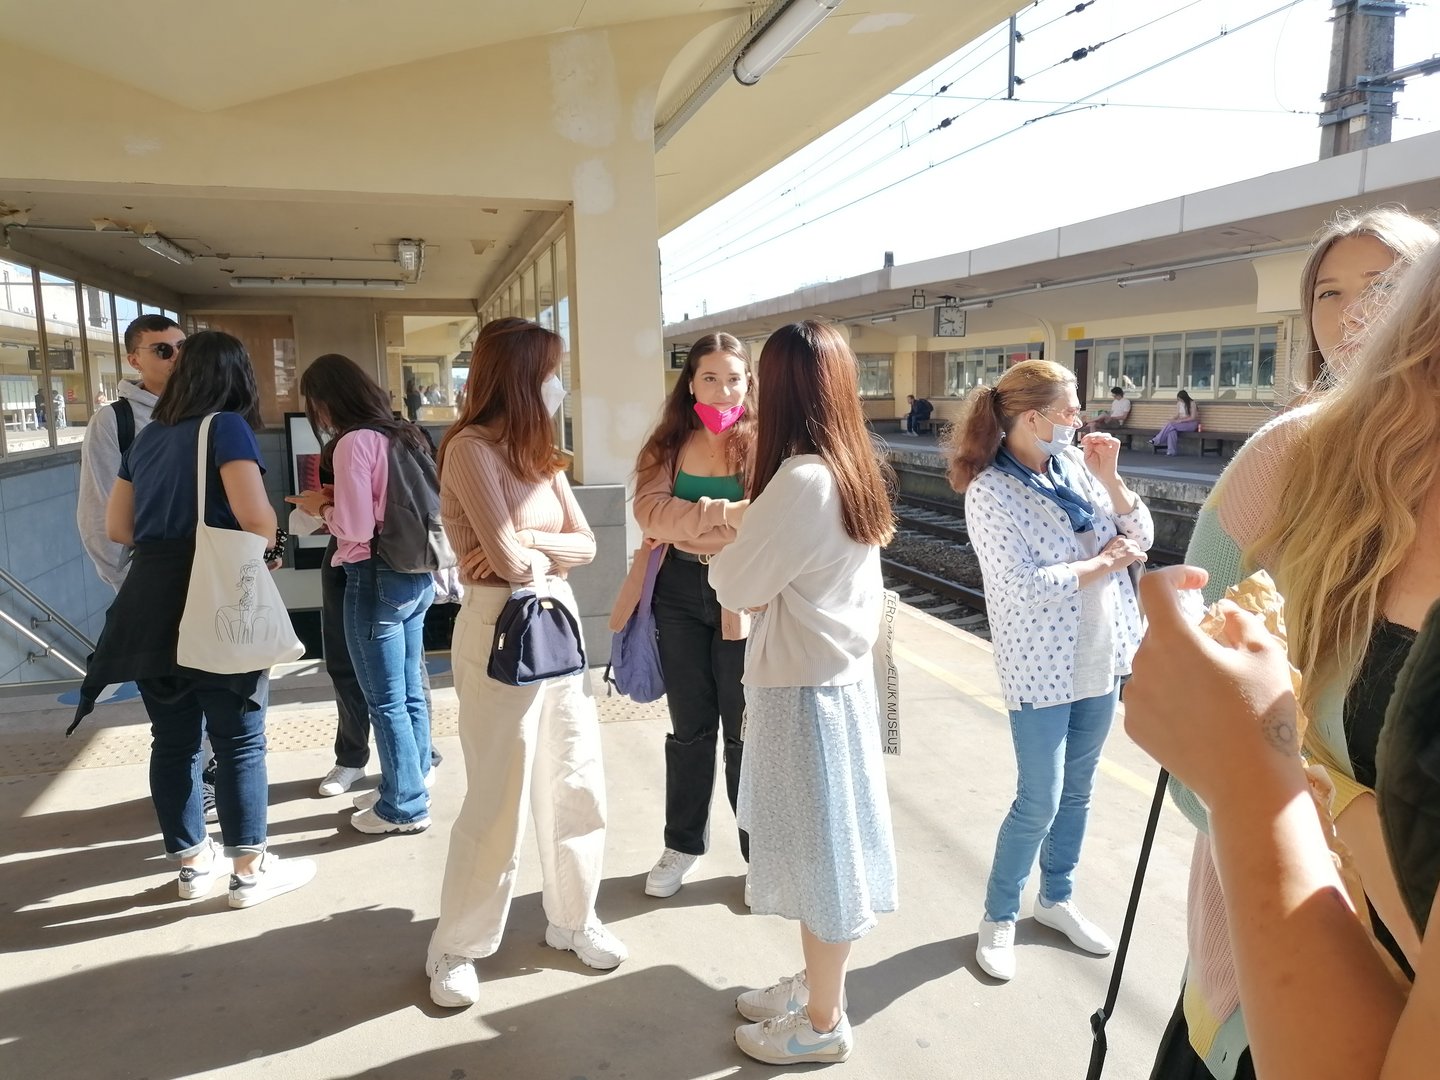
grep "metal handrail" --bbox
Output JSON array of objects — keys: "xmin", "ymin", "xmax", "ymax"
[
  {"xmin": 0, "ymin": 564, "xmax": 95, "ymax": 654},
  {"xmin": 0, "ymin": 606, "xmax": 85, "ymax": 676}
]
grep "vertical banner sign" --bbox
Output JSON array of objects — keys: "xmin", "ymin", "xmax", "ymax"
[{"xmin": 872, "ymin": 589, "xmax": 901, "ymax": 755}]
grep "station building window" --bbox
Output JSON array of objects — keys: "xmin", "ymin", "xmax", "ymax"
[
  {"xmin": 1087, "ymin": 325, "xmax": 1277, "ymax": 401},
  {"xmin": 855, "ymin": 353, "xmax": 893, "ymax": 399},
  {"xmin": 944, "ymin": 342, "xmax": 1044, "ymax": 396}
]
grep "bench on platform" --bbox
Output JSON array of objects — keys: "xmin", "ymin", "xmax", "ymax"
[
  {"xmin": 1112, "ymin": 425, "xmax": 1249, "ymax": 458},
  {"xmin": 871, "ymin": 416, "xmax": 934, "ymax": 436}
]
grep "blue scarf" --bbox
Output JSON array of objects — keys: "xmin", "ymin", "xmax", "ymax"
[{"xmin": 991, "ymin": 447, "xmax": 1096, "ymax": 533}]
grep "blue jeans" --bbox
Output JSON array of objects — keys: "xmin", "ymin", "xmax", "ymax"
[
  {"xmin": 983, "ymin": 684, "xmax": 1119, "ymax": 923},
  {"xmin": 343, "ymin": 558, "xmax": 434, "ymax": 824},
  {"xmin": 142, "ymin": 675, "xmax": 270, "ymax": 859}
]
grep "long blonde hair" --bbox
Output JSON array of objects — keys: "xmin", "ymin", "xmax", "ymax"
[
  {"xmin": 1297, "ymin": 207, "xmax": 1438, "ymax": 385},
  {"xmin": 1255, "ymin": 241, "xmax": 1440, "ymax": 713},
  {"xmin": 944, "ymin": 360, "xmax": 1073, "ymax": 491}
]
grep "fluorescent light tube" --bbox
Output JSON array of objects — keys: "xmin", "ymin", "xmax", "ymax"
[
  {"xmin": 1116, "ymin": 271, "xmax": 1176, "ymax": 288},
  {"xmin": 870, "ymin": 314, "xmax": 896, "ymax": 324},
  {"xmin": 954, "ymin": 299, "xmax": 993, "ymax": 312},
  {"xmin": 230, "ymin": 277, "xmax": 407, "ymax": 291},
  {"xmin": 735, "ymin": 0, "xmax": 846, "ymax": 86},
  {"xmin": 137, "ymin": 234, "xmax": 195, "ymax": 265}
]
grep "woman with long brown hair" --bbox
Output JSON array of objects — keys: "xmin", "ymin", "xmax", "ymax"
[
  {"xmin": 608, "ymin": 332, "xmax": 756, "ymax": 901},
  {"xmin": 946, "ymin": 359, "xmax": 1151, "ymax": 983},
  {"xmin": 289, "ymin": 353, "xmax": 438, "ymax": 836},
  {"xmin": 709, "ymin": 320, "xmax": 897, "ymax": 1066},
  {"xmin": 424, "ymin": 318, "xmax": 625, "ymax": 1011}
]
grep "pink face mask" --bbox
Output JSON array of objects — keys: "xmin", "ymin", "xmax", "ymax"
[{"xmin": 693, "ymin": 401, "xmax": 745, "ymax": 434}]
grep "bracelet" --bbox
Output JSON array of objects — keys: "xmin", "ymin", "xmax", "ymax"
[{"xmin": 263, "ymin": 526, "xmax": 290, "ymax": 564}]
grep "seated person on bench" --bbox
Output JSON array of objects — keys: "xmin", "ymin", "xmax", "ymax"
[
  {"xmin": 903, "ymin": 394, "xmax": 934, "ymax": 436},
  {"xmin": 1079, "ymin": 387, "xmax": 1132, "ymax": 434}
]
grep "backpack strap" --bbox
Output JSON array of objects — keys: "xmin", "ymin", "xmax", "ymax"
[{"xmin": 113, "ymin": 397, "xmax": 135, "ymax": 457}]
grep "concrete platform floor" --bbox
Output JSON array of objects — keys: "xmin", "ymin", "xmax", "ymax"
[{"xmin": 1, "ymin": 606, "xmax": 1200, "ymax": 1080}]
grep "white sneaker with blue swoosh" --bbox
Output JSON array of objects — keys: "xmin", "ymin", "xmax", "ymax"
[
  {"xmin": 736, "ymin": 970, "xmax": 848, "ymax": 1022},
  {"xmin": 735, "ymin": 1010, "xmax": 852, "ymax": 1065}
]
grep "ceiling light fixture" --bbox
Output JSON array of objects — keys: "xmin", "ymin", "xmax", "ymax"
[
  {"xmin": 870, "ymin": 314, "xmax": 896, "ymax": 324},
  {"xmin": 229, "ymin": 277, "xmax": 407, "ymax": 291},
  {"xmin": 953, "ymin": 299, "xmax": 994, "ymax": 312},
  {"xmin": 734, "ymin": 0, "xmax": 847, "ymax": 86},
  {"xmin": 1116, "ymin": 271, "xmax": 1177, "ymax": 288},
  {"xmin": 396, "ymin": 239, "xmax": 423, "ymax": 275},
  {"xmin": 137, "ymin": 233, "xmax": 195, "ymax": 265}
]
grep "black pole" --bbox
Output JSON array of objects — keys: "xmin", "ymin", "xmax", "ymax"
[{"xmin": 1086, "ymin": 767, "xmax": 1170, "ymax": 1080}]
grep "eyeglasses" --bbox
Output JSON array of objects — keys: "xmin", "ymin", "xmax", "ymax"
[
  {"xmin": 1042, "ymin": 406, "xmax": 1082, "ymax": 423},
  {"xmin": 136, "ymin": 340, "xmax": 185, "ymax": 360}
]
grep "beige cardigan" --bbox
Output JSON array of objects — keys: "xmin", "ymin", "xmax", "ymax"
[{"xmin": 607, "ymin": 454, "xmax": 749, "ymax": 641}]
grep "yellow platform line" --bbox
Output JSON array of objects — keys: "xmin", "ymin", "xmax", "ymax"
[{"xmin": 893, "ymin": 642, "xmax": 1157, "ymax": 797}]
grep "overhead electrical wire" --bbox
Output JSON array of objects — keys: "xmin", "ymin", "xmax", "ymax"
[{"xmin": 663, "ymin": 0, "xmax": 1310, "ymax": 287}]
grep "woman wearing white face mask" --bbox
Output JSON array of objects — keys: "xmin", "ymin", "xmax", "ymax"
[
  {"xmin": 943, "ymin": 359, "xmax": 1152, "ymax": 982},
  {"xmin": 424, "ymin": 318, "xmax": 627, "ymax": 1011}
]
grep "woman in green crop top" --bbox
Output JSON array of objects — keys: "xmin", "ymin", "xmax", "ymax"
[{"xmin": 627, "ymin": 332, "xmax": 757, "ymax": 903}]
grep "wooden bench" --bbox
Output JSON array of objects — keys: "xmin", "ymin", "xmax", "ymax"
[{"xmin": 1113, "ymin": 425, "xmax": 1249, "ymax": 457}]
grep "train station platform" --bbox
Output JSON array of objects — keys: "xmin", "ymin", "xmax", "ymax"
[{"xmin": 1, "ymin": 606, "xmax": 1199, "ymax": 1080}]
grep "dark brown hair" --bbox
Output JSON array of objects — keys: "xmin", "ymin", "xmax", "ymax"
[
  {"xmin": 438, "ymin": 317, "xmax": 565, "ymax": 483},
  {"xmin": 636, "ymin": 332, "xmax": 756, "ymax": 478},
  {"xmin": 750, "ymin": 321, "xmax": 895, "ymax": 546},
  {"xmin": 299, "ymin": 353, "xmax": 427, "ymax": 471},
  {"xmin": 123, "ymin": 313, "xmax": 180, "ymax": 354},
  {"xmin": 151, "ymin": 330, "xmax": 261, "ymax": 429},
  {"xmin": 944, "ymin": 359, "xmax": 1073, "ymax": 491}
]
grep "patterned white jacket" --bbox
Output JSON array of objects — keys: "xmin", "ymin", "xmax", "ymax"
[{"xmin": 963, "ymin": 447, "xmax": 1153, "ymax": 708}]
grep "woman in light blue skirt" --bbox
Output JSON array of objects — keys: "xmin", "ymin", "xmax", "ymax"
[{"xmin": 710, "ymin": 320, "xmax": 897, "ymax": 1068}]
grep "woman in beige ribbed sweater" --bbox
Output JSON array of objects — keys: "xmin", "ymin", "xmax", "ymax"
[{"xmin": 424, "ymin": 317, "xmax": 627, "ymax": 1010}]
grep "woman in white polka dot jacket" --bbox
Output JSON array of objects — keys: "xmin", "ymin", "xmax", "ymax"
[{"xmin": 945, "ymin": 359, "xmax": 1152, "ymax": 983}]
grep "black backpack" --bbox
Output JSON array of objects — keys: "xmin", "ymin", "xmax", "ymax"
[
  {"xmin": 114, "ymin": 397, "xmax": 135, "ymax": 456},
  {"xmin": 372, "ymin": 432, "xmax": 456, "ymax": 574}
]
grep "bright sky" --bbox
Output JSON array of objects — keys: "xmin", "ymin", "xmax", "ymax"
[{"xmin": 659, "ymin": 0, "xmax": 1440, "ymax": 324}]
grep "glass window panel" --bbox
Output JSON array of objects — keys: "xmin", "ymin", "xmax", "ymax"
[
  {"xmin": 536, "ymin": 247, "xmax": 556, "ymax": 332},
  {"xmin": 553, "ymin": 236, "xmax": 572, "ymax": 452},
  {"xmin": 1258, "ymin": 326, "xmax": 1277, "ymax": 388},
  {"xmin": 163, "ymin": 309, "xmax": 180, "ymax": 323},
  {"xmin": 1121, "ymin": 338, "xmax": 1150, "ymax": 395},
  {"xmin": 523, "ymin": 264, "xmax": 539, "ymax": 323},
  {"xmin": 855, "ymin": 354, "xmax": 893, "ymax": 399},
  {"xmin": 1092, "ymin": 338, "xmax": 1121, "ymax": 399},
  {"xmin": 114, "ymin": 296, "xmax": 141, "ymax": 347},
  {"xmin": 83, "ymin": 287, "xmax": 121, "ymax": 418},
  {"xmin": 1218, "ymin": 327, "xmax": 1256, "ymax": 395},
  {"xmin": 39, "ymin": 273, "xmax": 84, "ymax": 446},
  {"xmin": 1185, "ymin": 331, "xmax": 1217, "ymax": 393},
  {"xmin": 0, "ymin": 258, "xmax": 44, "ymax": 455},
  {"xmin": 1152, "ymin": 333, "xmax": 1182, "ymax": 390}
]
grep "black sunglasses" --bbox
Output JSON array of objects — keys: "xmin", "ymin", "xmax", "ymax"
[{"xmin": 137, "ymin": 340, "xmax": 185, "ymax": 360}]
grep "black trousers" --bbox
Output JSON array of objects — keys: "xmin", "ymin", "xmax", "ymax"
[
  {"xmin": 652, "ymin": 556, "xmax": 748, "ymax": 860},
  {"xmin": 1148, "ymin": 991, "xmax": 1255, "ymax": 1080},
  {"xmin": 322, "ymin": 541, "xmax": 439, "ymax": 770}
]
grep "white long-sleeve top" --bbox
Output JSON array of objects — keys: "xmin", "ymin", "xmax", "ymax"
[
  {"xmin": 709, "ymin": 454, "xmax": 882, "ymax": 688},
  {"xmin": 964, "ymin": 446, "xmax": 1153, "ymax": 708}
]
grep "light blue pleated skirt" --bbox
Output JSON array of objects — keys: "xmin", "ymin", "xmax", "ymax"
[{"xmin": 737, "ymin": 679, "xmax": 898, "ymax": 943}]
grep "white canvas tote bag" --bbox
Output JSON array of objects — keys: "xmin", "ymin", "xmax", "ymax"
[{"xmin": 176, "ymin": 414, "xmax": 304, "ymax": 674}]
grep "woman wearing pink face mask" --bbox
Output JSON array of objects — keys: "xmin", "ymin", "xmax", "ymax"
[{"xmin": 609, "ymin": 332, "xmax": 757, "ymax": 903}]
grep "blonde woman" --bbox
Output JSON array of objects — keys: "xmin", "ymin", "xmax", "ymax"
[{"xmin": 1149, "ymin": 226, "xmax": 1440, "ymax": 1079}]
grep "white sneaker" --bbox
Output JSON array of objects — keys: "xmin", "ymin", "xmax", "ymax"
[
  {"xmin": 427, "ymin": 952, "xmax": 479, "ymax": 1008},
  {"xmin": 1034, "ymin": 898, "xmax": 1113, "ymax": 955},
  {"xmin": 545, "ymin": 922, "xmax": 628, "ymax": 970},
  {"xmin": 425, "ymin": 767, "xmax": 436, "ymax": 790},
  {"xmin": 976, "ymin": 917, "xmax": 1017, "ymax": 981},
  {"xmin": 228, "ymin": 852, "xmax": 317, "ymax": 909},
  {"xmin": 737, "ymin": 970, "xmax": 849, "ymax": 1023},
  {"xmin": 735, "ymin": 1010, "xmax": 853, "ymax": 1065},
  {"xmin": 177, "ymin": 838, "xmax": 231, "ymax": 900},
  {"xmin": 354, "ymin": 788, "xmax": 431, "ymax": 812},
  {"xmin": 318, "ymin": 765, "xmax": 365, "ymax": 796},
  {"xmin": 350, "ymin": 807, "xmax": 430, "ymax": 834},
  {"xmin": 644, "ymin": 848, "xmax": 698, "ymax": 898}
]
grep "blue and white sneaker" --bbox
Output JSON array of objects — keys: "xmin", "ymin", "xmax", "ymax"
[
  {"xmin": 736, "ymin": 970, "xmax": 847, "ymax": 1022},
  {"xmin": 735, "ymin": 1009, "xmax": 853, "ymax": 1065}
]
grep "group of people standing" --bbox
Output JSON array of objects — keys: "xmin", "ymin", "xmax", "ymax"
[{"xmin": 66, "ymin": 199, "xmax": 1440, "ymax": 1074}]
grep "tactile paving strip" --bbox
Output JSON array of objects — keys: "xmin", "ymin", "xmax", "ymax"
[{"xmin": 0, "ymin": 679, "xmax": 671, "ymax": 778}]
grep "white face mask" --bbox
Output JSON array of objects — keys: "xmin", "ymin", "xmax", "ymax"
[
  {"xmin": 541, "ymin": 373, "xmax": 566, "ymax": 417},
  {"xmin": 1034, "ymin": 412, "xmax": 1077, "ymax": 457}
]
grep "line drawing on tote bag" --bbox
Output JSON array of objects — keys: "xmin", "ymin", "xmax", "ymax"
[{"xmin": 215, "ymin": 560, "xmax": 280, "ymax": 645}]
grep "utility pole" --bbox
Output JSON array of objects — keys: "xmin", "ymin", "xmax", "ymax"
[{"xmin": 1317, "ymin": 0, "xmax": 1402, "ymax": 158}]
